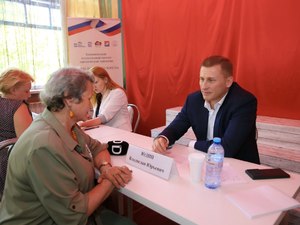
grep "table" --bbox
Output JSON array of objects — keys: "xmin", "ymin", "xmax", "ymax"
[{"xmin": 86, "ymin": 125, "xmax": 300, "ymax": 225}]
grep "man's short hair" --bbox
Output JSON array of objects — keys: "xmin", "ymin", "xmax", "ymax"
[{"xmin": 201, "ymin": 55, "xmax": 233, "ymax": 77}]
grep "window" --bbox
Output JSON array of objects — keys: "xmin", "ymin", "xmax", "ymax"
[{"xmin": 0, "ymin": 0, "xmax": 64, "ymax": 89}]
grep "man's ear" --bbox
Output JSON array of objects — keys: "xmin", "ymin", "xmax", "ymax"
[{"xmin": 226, "ymin": 76, "xmax": 233, "ymax": 88}]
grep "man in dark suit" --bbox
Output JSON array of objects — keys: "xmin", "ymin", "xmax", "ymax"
[{"xmin": 152, "ymin": 55, "xmax": 260, "ymax": 164}]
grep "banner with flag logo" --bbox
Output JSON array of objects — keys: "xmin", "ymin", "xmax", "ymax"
[{"xmin": 67, "ymin": 18, "xmax": 123, "ymax": 86}]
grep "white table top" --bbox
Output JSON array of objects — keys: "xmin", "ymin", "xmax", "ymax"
[{"xmin": 86, "ymin": 125, "xmax": 300, "ymax": 225}]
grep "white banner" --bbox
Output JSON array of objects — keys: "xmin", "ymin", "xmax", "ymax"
[{"xmin": 67, "ymin": 18, "xmax": 123, "ymax": 87}]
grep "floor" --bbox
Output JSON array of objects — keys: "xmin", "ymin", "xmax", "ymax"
[
  {"xmin": 131, "ymin": 201, "xmax": 178, "ymax": 225},
  {"xmin": 104, "ymin": 193, "xmax": 178, "ymax": 225}
]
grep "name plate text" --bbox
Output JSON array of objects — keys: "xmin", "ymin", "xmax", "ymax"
[{"xmin": 126, "ymin": 145, "xmax": 177, "ymax": 180}]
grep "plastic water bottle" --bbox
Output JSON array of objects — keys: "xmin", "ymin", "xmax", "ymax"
[{"xmin": 204, "ymin": 137, "xmax": 224, "ymax": 189}]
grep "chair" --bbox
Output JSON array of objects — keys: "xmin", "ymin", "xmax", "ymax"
[
  {"xmin": 0, "ymin": 138, "xmax": 18, "ymax": 201},
  {"xmin": 127, "ymin": 103, "xmax": 140, "ymax": 133}
]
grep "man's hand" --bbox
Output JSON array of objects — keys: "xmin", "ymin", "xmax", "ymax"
[{"xmin": 152, "ymin": 136, "xmax": 169, "ymax": 154}]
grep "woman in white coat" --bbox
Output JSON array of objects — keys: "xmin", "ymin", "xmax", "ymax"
[{"xmin": 79, "ymin": 66, "xmax": 132, "ymax": 132}]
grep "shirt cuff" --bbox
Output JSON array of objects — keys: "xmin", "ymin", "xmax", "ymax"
[
  {"xmin": 156, "ymin": 135, "xmax": 169, "ymax": 146},
  {"xmin": 188, "ymin": 140, "xmax": 196, "ymax": 148}
]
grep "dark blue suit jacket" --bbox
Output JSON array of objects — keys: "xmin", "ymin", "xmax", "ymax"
[{"xmin": 160, "ymin": 82, "xmax": 260, "ymax": 164}]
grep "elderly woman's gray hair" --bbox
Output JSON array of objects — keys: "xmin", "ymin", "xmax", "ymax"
[{"xmin": 40, "ymin": 67, "xmax": 94, "ymax": 112}]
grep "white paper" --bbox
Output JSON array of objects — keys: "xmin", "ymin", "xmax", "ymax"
[{"xmin": 226, "ymin": 185, "xmax": 300, "ymax": 219}]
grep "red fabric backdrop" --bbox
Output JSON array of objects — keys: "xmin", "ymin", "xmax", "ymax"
[{"xmin": 122, "ymin": 0, "xmax": 300, "ymax": 135}]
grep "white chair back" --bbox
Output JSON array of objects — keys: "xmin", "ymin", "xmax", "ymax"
[{"xmin": 127, "ymin": 104, "xmax": 140, "ymax": 132}]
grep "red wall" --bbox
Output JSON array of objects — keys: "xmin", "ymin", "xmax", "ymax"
[{"xmin": 122, "ymin": 0, "xmax": 300, "ymax": 135}]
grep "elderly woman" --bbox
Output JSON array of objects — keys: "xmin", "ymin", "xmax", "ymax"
[
  {"xmin": 0, "ymin": 68, "xmax": 34, "ymax": 142},
  {"xmin": 78, "ymin": 66, "xmax": 132, "ymax": 132},
  {"xmin": 0, "ymin": 68, "xmax": 134, "ymax": 225}
]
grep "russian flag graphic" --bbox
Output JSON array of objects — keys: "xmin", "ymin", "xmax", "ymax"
[
  {"xmin": 68, "ymin": 19, "xmax": 106, "ymax": 36},
  {"xmin": 68, "ymin": 18, "xmax": 121, "ymax": 37},
  {"xmin": 99, "ymin": 22, "xmax": 121, "ymax": 36}
]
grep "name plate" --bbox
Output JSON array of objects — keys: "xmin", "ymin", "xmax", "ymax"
[{"xmin": 126, "ymin": 145, "xmax": 178, "ymax": 180}]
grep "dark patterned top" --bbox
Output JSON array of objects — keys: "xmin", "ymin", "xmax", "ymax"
[{"xmin": 0, "ymin": 97, "xmax": 31, "ymax": 142}]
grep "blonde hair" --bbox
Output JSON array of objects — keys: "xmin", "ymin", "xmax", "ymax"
[{"xmin": 0, "ymin": 69, "xmax": 34, "ymax": 96}]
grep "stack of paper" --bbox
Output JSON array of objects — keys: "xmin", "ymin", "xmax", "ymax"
[{"xmin": 226, "ymin": 185, "xmax": 300, "ymax": 219}]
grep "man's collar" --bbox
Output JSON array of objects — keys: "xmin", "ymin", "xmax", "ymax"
[{"xmin": 204, "ymin": 92, "xmax": 228, "ymax": 110}]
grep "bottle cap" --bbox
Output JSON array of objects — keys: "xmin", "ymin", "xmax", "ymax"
[{"xmin": 213, "ymin": 137, "xmax": 221, "ymax": 144}]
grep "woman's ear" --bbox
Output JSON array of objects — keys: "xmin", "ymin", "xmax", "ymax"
[
  {"xmin": 10, "ymin": 86, "xmax": 17, "ymax": 95},
  {"xmin": 64, "ymin": 98, "xmax": 74, "ymax": 108}
]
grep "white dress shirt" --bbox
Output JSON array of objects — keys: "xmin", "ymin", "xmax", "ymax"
[
  {"xmin": 188, "ymin": 93, "xmax": 227, "ymax": 148},
  {"xmin": 97, "ymin": 88, "xmax": 132, "ymax": 131}
]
